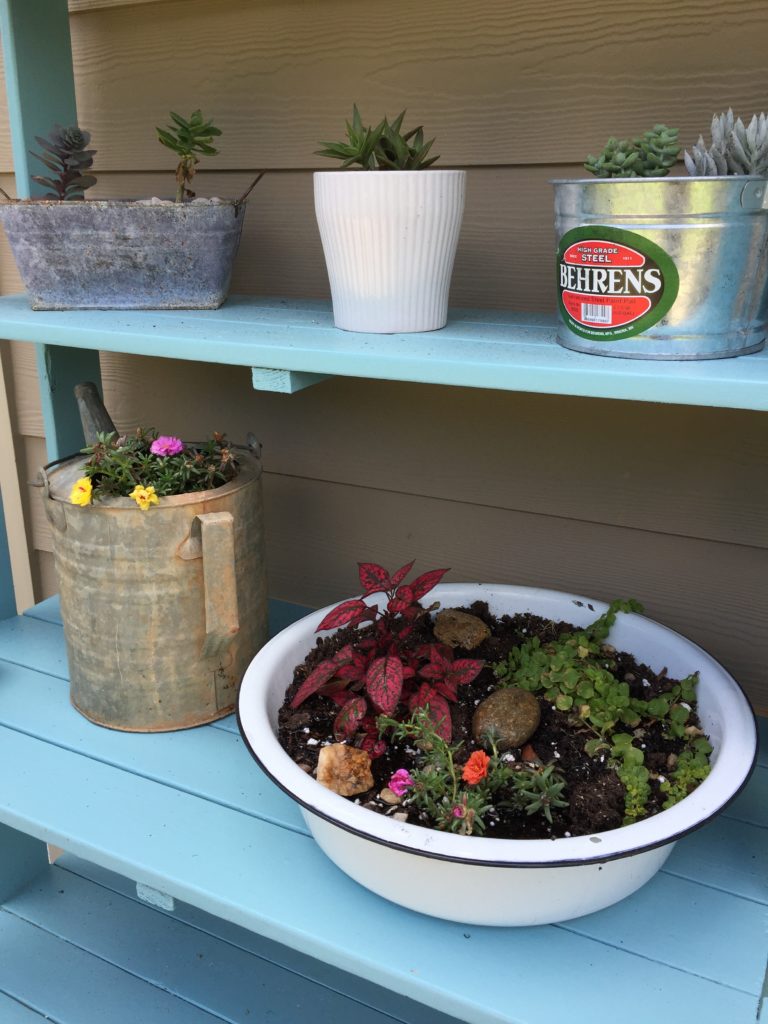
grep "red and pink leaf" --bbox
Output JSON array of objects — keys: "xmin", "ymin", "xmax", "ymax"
[
  {"xmin": 388, "ymin": 585, "xmax": 414, "ymax": 614},
  {"xmin": 410, "ymin": 685, "xmax": 453, "ymax": 740},
  {"xmin": 447, "ymin": 658, "xmax": 485, "ymax": 687},
  {"xmin": 398, "ymin": 605, "xmax": 421, "ymax": 622},
  {"xmin": 409, "ymin": 568, "xmax": 449, "ymax": 601},
  {"xmin": 326, "ymin": 688, "xmax": 354, "ymax": 707},
  {"xmin": 330, "ymin": 644, "xmax": 366, "ymax": 681},
  {"xmin": 334, "ymin": 661, "xmax": 366, "ymax": 682},
  {"xmin": 419, "ymin": 663, "xmax": 445, "ymax": 681},
  {"xmin": 435, "ymin": 678, "xmax": 459, "ymax": 703},
  {"xmin": 410, "ymin": 681, "xmax": 438, "ymax": 709},
  {"xmin": 390, "ymin": 559, "xmax": 415, "ymax": 588},
  {"xmin": 290, "ymin": 659, "xmax": 339, "ymax": 708},
  {"xmin": 333, "ymin": 696, "xmax": 368, "ymax": 741},
  {"xmin": 359, "ymin": 604, "xmax": 379, "ymax": 623},
  {"xmin": 365, "ymin": 655, "xmax": 404, "ymax": 714},
  {"xmin": 315, "ymin": 599, "xmax": 368, "ymax": 633},
  {"xmin": 358, "ymin": 562, "xmax": 391, "ymax": 596},
  {"xmin": 359, "ymin": 716, "xmax": 387, "ymax": 758},
  {"xmin": 425, "ymin": 694, "xmax": 453, "ymax": 742}
]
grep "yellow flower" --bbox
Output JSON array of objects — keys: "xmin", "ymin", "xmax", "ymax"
[
  {"xmin": 129, "ymin": 484, "xmax": 159, "ymax": 511},
  {"xmin": 70, "ymin": 477, "xmax": 93, "ymax": 506}
]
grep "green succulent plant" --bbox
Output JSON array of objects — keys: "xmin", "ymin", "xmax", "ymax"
[
  {"xmin": 584, "ymin": 124, "xmax": 680, "ymax": 178},
  {"xmin": 156, "ymin": 110, "xmax": 222, "ymax": 202},
  {"xmin": 30, "ymin": 124, "xmax": 97, "ymax": 200},
  {"xmin": 316, "ymin": 105, "xmax": 439, "ymax": 170},
  {"xmin": 684, "ymin": 109, "xmax": 768, "ymax": 176}
]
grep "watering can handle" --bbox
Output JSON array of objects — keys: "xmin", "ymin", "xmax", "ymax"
[{"xmin": 195, "ymin": 511, "xmax": 240, "ymax": 657}]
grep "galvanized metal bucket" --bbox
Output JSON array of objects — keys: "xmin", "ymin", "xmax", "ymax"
[
  {"xmin": 41, "ymin": 448, "xmax": 267, "ymax": 732},
  {"xmin": 553, "ymin": 176, "xmax": 768, "ymax": 359},
  {"xmin": 0, "ymin": 199, "xmax": 247, "ymax": 309}
]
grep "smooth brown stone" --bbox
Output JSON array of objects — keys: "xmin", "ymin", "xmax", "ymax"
[{"xmin": 472, "ymin": 687, "xmax": 541, "ymax": 751}]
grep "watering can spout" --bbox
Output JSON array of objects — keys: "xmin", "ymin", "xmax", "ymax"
[{"xmin": 74, "ymin": 382, "xmax": 117, "ymax": 444}]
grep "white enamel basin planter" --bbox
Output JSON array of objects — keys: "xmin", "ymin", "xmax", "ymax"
[{"xmin": 238, "ymin": 584, "xmax": 757, "ymax": 927}]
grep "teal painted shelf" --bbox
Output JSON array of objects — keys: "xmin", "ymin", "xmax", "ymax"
[
  {"xmin": 0, "ymin": 293, "xmax": 766, "ymax": 410},
  {"xmin": 0, "ymin": 599, "xmax": 766, "ymax": 1024}
]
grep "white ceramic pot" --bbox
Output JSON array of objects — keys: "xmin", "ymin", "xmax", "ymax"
[
  {"xmin": 238, "ymin": 584, "xmax": 757, "ymax": 926},
  {"xmin": 313, "ymin": 169, "xmax": 466, "ymax": 333}
]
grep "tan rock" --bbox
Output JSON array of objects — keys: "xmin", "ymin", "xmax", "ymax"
[
  {"xmin": 379, "ymin": 787, "xmax": 402, "ymax": 805},
  {"xmin": 433, "ymin": 609, "xmax": 491, "ymax": 650},
  {"xmin": 316, "ymin": 743, "xmax": 374, "ymax": 797}
]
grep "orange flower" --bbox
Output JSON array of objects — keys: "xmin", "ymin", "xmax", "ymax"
[{"xmin": 462, "ymin": 750, "xmax": 490, "ymax": 785}]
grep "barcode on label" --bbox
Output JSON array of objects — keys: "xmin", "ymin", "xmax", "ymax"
[{"xmin": 581, "ymin": 303, "xmax": 612, "ymax": 324}]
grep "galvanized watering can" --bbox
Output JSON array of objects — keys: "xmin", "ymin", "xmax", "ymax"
[
  {"xmin": 41, "ymin": 445, "xmax": 267, "ymax": 732},
  {"xmin": 553, "ymin": 176, "xmax": 768, "ymax": 359}
]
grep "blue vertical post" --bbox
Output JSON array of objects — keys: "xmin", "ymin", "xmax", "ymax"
[
  {"xmin": 0, "ymin": 822, "xmax": 49, "ymax": 901},
  {"xmin": 0, "ymin": 0, "xmax": 103, "ymax": 459}
]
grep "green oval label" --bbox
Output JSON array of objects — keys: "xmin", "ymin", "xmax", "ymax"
[{"xmin": 556, "ymin": 226, "xmax": 679, "ymax": 341}]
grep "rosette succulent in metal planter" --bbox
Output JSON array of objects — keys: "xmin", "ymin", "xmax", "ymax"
[
  {"xmin": 0, "ymin": 114, "xmax": 259, "ymax": 310},
  {"xmin": 554, "ymin": 113, "xmax": 768, "ymax": 359}
]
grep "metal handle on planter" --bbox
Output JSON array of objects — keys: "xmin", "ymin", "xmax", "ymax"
[
  {"xmin": 180, "ymin": 511, "xmax": 240, "ymax": 657},
  {"xmin": 739, "ymin": 179, "xmax": 768, "ymax": 210},
  {"xmin": 38, "ymin": 464, "xmax": 67, "ymax": 533}
]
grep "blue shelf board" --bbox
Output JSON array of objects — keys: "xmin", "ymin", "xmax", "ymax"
[
  {"xmin": 0, "ymin": 601, "xmax": 766, "ymax": 1024},
  {"xmin": 0, "ymin": 293, "xmax": 766, "ymax": 410}
]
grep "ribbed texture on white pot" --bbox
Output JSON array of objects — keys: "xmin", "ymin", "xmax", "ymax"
[{"xmin": 314, "ymin": 169, "xmax": 466, "ymax": 333}]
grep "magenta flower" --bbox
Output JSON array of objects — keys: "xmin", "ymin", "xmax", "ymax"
[
  {"xmin": 388, "ymin": 768, "xmax": 414, "ymax": 797},
  {"xmin": 150, "ymin": 435, "xmax": 184, "ymax": 457},
  {"xmin": 452, "ymin": 805, "xmax": 465, "ymax": 818}
]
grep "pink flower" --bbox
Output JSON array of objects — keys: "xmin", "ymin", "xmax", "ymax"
[
  {"xmin": 452, "ymin": 805, "xmax": 465, "ymax": 818},
  {"xmin": 388, "ymin": 768, "xmax": 414, "ymax": 797},
  {"xmin": 150, "ymin": 435, "xmax": 184, "ymax": 457}
]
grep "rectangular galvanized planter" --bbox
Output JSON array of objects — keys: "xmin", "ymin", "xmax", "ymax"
[{"xmin": 0, "ymin": 198, "xmax": 247, "ymax": 309}]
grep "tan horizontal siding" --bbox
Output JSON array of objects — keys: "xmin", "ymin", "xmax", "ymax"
[
  {"xmin": 1, "ymin": 0, "xmax": 766, "ymax": 715},
  {"xmin": 264, "ymin": 475, "xmax": 768, "ymax": 705},
  {"xmin": 96, "ymin": 354, "xmax": 768, "ymax": 551},
  {"xmin": 0, "ymin": 164, "xmax": 566, "ymax": 312},
  {"xmin": 2, "ymin": 0, "xmax": 767, "ymax": 172}
]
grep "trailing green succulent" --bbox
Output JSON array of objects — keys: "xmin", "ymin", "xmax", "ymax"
[
  {"xmin": 684, "ymin": 109, "xmax": 768, "ymax": 176},
  {"xmin": 584, "ymin": 124, "xmax": 680, "ymax": 178},
  {"xmin": 492, "ymin": 600, "xmax": 711, "ymax": 823},
  {"xmin": 156, "ymin": 110, "xmax": 222, "ymax": 202},
  {"xmin": 378, "ymin": 706, "xmax": 567, "ymax": 836},
  {"xmin": 30, "ymin": 125, "xmax": 97, "ymax": 200},
  {"xmin": 316, "ymin": 105, "xmax": 439, "ymax": 170},
  {"xmin": 660, "ymin": 738, "xmax": 713, "ymax": 808}
]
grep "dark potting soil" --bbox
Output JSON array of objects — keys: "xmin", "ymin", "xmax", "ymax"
[{"xmin": 277, "ymin": 601, "xmax": 705, "ymax": 840}]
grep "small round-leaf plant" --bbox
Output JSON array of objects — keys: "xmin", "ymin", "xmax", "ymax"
[
  {"xmin": 289, "ymin": 562, "xmax": 484, "ymax": 756},
  {"xmin": 69, "ymin": 429, "xmax": 238, "ymax": 511},
  {"xmin": 156, "ymin": 110, "xmax": 222, "ymax": 202},
  {"xmin": 29, "ymin": 125, "xmax": 97, "ymax": 200},
  {"xmin": 493, "ymin": 599, "xmax": 713, "ymax": 825},
  {"xmin": 316, "ymin": 105, "xmax": 439, "ymax": 170}
]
